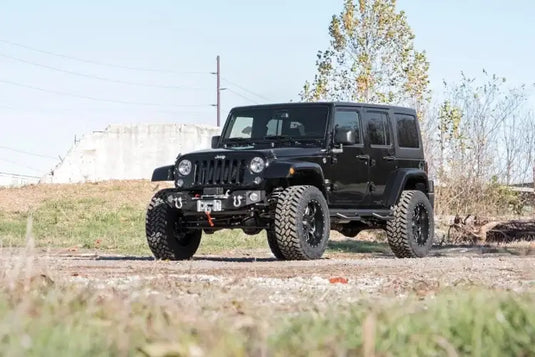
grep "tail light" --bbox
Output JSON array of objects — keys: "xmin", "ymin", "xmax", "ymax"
[{"xmin": 419, "ymin": 160, "xmax": 428, "ymax": 174}]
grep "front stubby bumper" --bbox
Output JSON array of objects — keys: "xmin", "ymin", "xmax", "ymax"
[{"xmin": 165, "ymin": 189, "xmax": 267, "ymax": 214}]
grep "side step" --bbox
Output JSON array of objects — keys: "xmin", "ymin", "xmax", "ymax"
[{"xmin": 330, "ymin": 209, "xmax": 394, "ymax": 222}]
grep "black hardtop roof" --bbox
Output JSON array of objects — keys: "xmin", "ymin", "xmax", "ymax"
[{"xmin": 231, "ymin": 102, "xmax": 416, "ymax": 113}]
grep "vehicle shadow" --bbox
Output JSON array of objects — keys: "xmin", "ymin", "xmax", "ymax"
[
  {"xmin": 327, "ymin": 240, "xmax": 392, "ymax": 255},
  {"xmin": 193, "ymin": 256, "xmax": 276, "ymax": 262},
  {"xmin": 430, "ymin": 244, "xmax": 535, "ymax": 257},
  {"xmin": 95, "ymin": 256, "xmax": 155, "ymax": 261},
  {"xmin": 87, "ymin": 243, "xmax": 533, "ymax": 262},
  {"xmin": 93, "ymin": 255, "xmax": 276, "ymax": 262},
  {"xmin": 327, "ymin": 240, "xmax": 535, "ymax": 257}
]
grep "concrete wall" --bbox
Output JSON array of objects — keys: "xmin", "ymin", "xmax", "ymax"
[
  {"xmin": 0, "ymin": 173, "xmax": 40, "ymax": 187},
  {"xmin": 42, "ymin": 123, "xmax": 220, "ymax": 183}
]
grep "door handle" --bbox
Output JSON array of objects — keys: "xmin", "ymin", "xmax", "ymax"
[
  {"xmin": 356, "ymin": 154, "xmax": 370, "ymax": 161},
  {"xmin": 383, "ymin": 156, "xmax": 396, "ymax": 161}
]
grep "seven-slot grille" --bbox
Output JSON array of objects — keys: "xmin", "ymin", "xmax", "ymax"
[{"xmin": 192, "ymin": 159, "xmax": 247, "ymax": 185}]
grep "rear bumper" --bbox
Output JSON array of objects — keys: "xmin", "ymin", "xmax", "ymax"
[{"xmin": 428, "ymin": 179, "xmax": 435, "ymax": 209}]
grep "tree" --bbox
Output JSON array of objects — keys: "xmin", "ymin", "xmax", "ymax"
[
  {"xmin": 426, "ymin": 70, "xmax": 529, "ymax": 215},
  {"xmin": 442, "ymin": 71, "xmax": 526, "ymax": 180},
  {"xmin": 301, "ymin": 0, "xmax": 430, "ymax": 114}
]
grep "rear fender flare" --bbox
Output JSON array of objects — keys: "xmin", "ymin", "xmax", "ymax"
[{"xmin": 384, "ymin": 169, "xmax": 430, "ymax": 207}]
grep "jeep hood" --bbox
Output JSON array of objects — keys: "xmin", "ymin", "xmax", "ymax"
[{"xmin": 180, "ymin": 147, "xmax": 325, "ymax": 160}]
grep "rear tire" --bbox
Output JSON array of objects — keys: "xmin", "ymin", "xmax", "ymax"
[
  {"xmin": 386, "ymin": 190, "xmax": 434, "ymax": 258},
  {"xmin": 274, "ymin": 185, "xmax": 330, "ymax": 260},
  {"xmin": 146, "ymin": 190, "xmax": 202, "ymax": 260}
]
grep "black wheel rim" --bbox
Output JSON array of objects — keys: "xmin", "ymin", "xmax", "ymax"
[
  {"xmin": 170, "ymin": 212, "xmax": 191, "ymax": 246},
  {"xmin": 302, "ymin": 200, "xmax": 324, "ymax": 247},
  {"xmin": 412, "ymin": 203, "xmax": 429, "ymax": 246}
]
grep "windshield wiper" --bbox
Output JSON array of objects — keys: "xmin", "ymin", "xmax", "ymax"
[
  {"xmin": 295, "ymin": 137, "xmax": 324, "ymax": 145},
  {"xmin": 263, "ymin": 135, "xmax": 297, "ymax": 143},
  {"xmin": 263, "ymin": 135, "xmax": 325, "ymax": 146},
  {"xmin": 223, "ymin": 137, "xmax": 255, "ymax": 147}
]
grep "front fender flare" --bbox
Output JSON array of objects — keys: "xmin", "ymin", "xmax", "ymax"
[
  {"xmin": 263, "ymin": 161, "xmax": 326, "ymax": 194},
  {"xmin": 151, "ymin": 165, "xmax": 175, "ymax": 182}
]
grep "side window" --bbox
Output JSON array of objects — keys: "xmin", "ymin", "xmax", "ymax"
[
  {"xmin": 396, "ymin": 114, "xmax": 420, "ymax": 148},
  {"xmin": 266, "ymin": 119, "xmax": 282, "ymax": 136},
  {"xmin": 366, "ymin": 111, "xmax": 391, "ymax": 146},
  {"xmin": 334, "ymin": 110, "xmax": 362, "ymax": 144},
  {"xmin": 228, "ymin": 116, "xmax": 253, "ymax": 138}
]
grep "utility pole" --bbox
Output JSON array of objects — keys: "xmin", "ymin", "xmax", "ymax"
[{"xmin": 216, "ymin": 55, "xmax": 221, "ymax": 127}]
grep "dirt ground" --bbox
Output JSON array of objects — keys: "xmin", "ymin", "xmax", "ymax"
[{"xmin": 3, "ymin": 243, "xmax": 534, "ymax": 316}]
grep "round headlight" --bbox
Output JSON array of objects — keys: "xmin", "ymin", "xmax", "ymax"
[
  {"xmin": 249, "ymin": 157, "xmax": 265, "ymax": 173},
  {"xmin": 177, "ymin": 160, "xmax": 192, "ymax": 176}
]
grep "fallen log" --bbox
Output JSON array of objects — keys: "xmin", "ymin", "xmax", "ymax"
[
  {"xmin": 447, "ymin": 215, "xmax": 535, "ymax": 243},
  {"xmin": 486, "ymin": 220, "xmax": 535, "ymax": 243}
]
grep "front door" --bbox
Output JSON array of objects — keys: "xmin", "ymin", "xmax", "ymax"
[
  {"xmin": 327, "ymin": 108, "xmax": 369, "ymax": 207},
  {"xmin": 363, "ymin": 109, "xmax": 398, "ymax": 207}
]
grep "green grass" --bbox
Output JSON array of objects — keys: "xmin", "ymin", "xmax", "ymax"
[
  {"xmin": 327, "ymin": 239, "xmax": 390, "ymax": 254},
  {"xmin": 0, "ymin": 283, "xmax": 533, "ymax": 356},
  {"xmin": 199, "ymin": 230, "xmax": 267, "ymax": 254},
  {"xmin": 0, "ymin": 198, "xmax": 149, "ymax": 254},
  {"xmin": 0, "ymin": 196, "xmax": 270, "ymax": 255}
]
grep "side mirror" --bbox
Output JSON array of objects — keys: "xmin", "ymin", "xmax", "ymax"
[
  {"xmin": 211, "ymin": 135, "xmax": 221, "ymax": 149},
  {"xmin": 334, "ymin": 128, "xmax": 355, "ymax": 145}
]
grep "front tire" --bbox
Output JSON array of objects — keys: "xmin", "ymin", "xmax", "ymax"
[
  {"xmin": 146, "ymin": 189, "xmax": 202, "ymax": 260},
  {"xmin": 266, "ymin": 229, "xmax": 286, "ymax": 260},
  {"xmin": 274, "ymin": 185, "xmax": 330, "ymax": 260},
  {"xmin": 386, "ymin": 190, "xmax": 434, "ymax": 258}
]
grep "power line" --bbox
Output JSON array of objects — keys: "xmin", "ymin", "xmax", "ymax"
[
  {"xmin": 0, "ymin": 39, "xmax": 208, "ymax": 75},
  {"xmin": 0, "ymin": 79, "xmax": 213, "ymax": 108},
  {"xmin": 0, "ymin": 104, "xmax": 17, "ymax": 110},
  {"xmin": 0, "ymin": 52, "xmax": 209, "ymax": 90},
  {"xmin": 222, "ymin": 77, "xmax": 272, "ymax": 102},
  {"xmin": 0, "ymin": 102, "xmax": 213, "ymax": 115},
  {"xmin": 0, "ymin": 145, "xmax": 57, "ymax": 160},
  {"xmin": 0, "ymin": 157, "xmax": 43, "ymax": 173},
  {"xmin": 226, "ymin": 88, "xmax": 259, "ymax": 104},
  {"xmin": 0, "ymin": 171, "xmax": 40, "ymax": 179}
]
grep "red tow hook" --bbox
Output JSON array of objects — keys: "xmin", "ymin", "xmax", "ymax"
[{"xmin": 205, "ymin": 211, "xmax": 215, "ymax": 227}]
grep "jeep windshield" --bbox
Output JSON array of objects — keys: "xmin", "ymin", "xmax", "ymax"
[{"xmin": 221, "ymin": 105, "xmax": 329, "ymax": 147}]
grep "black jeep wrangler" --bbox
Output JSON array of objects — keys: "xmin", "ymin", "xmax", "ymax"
[{"xmin": 146, "ymin": 102, "xmax": 434, "ymax": 260}]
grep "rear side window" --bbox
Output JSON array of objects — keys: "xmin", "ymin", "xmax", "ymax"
[
  {"xmin": 366, "ymin": 111, "xmax": 391, "ymax": 146},
  {"xmin": 265, "ymin": 119, "xmax": 282, "ymax": 136},
  {"xmin": 334, "ymin": 110, "xmax": 362, "ymax": 144},
  {"xmin": 396, "ymin": 114, "xmax": 420, "ymax": 148}
]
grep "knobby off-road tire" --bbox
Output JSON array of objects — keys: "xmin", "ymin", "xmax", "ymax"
[
  {"xmin": 274, "ymin": 185, "xmax": 330, "ymax": 260},
  {"xmin": 386, "ymin": 190, "xmax": 434, "ymax": 258},
  {"xmin": 266, "ymin": 229, "xmax": 286, "ymax": 260},
  {"xmin": 145, "ymin": 189, "xmax": 202, "ymax": 260}
]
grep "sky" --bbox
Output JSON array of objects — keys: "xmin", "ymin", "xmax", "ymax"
[{"xmin": 1, "ymin": 0, "xmax": 534, "ymax": 177}]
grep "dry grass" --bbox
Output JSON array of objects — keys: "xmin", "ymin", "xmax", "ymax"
[{"xmin": 0, "ymin": 180, "xmax": 167, "ymax": 213}]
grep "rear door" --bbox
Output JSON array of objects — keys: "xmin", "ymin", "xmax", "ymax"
[
  {"xmin": 327, "ymin": 107, "xmax": 369, "ymax": 207},
  {"xmin": 363, "ymin": 109, "xmax": 397, "ymax": 207}
]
